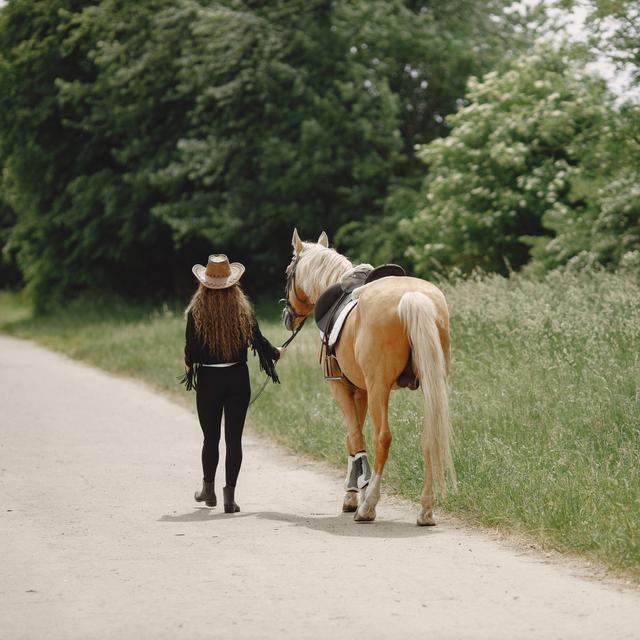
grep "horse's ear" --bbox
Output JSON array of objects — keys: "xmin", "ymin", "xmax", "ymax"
[
  {"xmin": 292, "ymin": 228, "xmax": 303, "ymax": 254},
  {"xmin": 318, "ymin": 231, "xmax": 329, "ymax": 247}
]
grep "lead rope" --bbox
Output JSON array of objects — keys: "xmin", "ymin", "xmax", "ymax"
[{"xmin": 248, "ymin": 316, "xmax": 307, "ymax": 409}]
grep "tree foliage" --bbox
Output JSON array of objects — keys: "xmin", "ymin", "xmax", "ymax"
[
  {"xmin": 401, "ymin": 46, "xmax": 639, "ymax": 276},
  {"xmin": 0, "ymin": 168, "xmax": 19, "ymax": 286},
  {"xmin": 558, "ymin": 0, "xmax": 640, "ymax": 87},
  {"xmin": 0, "ymin": 0, "xmax": 536, "ymax": 307},
  {"xmin": 1, "ymin": 0, "xmax": 637, "ymax": 306},
  {"xmin": 0, "ymin": 0, "xmax": 98, "ymax": 306},
  {"xmin": 527, "ymin": 101, "xmax": 640, "ymax": 272},
  {"xmin": 331, "ymin": 0, "xmax": 541, "ymax": 267}
]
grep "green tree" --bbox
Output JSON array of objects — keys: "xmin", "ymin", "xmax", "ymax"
[
  {"xmin": 0, "ymin": 167, "xmax": 20, "ymax": 287},
  {"xmin": 527, "ymin": 102, "xmax": 640, "ymax": 272},
  {"xmin": 0, "ymin": 0, "xmax": 541, "ymax": 307},
  {"xmin": 334, "ymin": 0, "xmax": 541, "ymax": 266},
  {"xmin": 0, "ymin": 0, "xmax": 96, "ymax": 307},
  {"xmin": 558, "ymin": 0, "xmax": 640, "ymax": 86},
  {"xmin": 402, "ymin": 46, "xmax": 615, "ymax": 275},
  {"xmin": 0, "ymin": 0, "xmax": 179, "ymax": 309},
  {"xmin": 531, "ymin": 0, "xmax": 640, "ymax": 272},
  {"xmin": 145, "ymin": 0, "xmax": 404, "ymax": 282}
]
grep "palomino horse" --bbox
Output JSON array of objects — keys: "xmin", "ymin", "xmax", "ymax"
[{"xmin": 282, "ymin": 229, "xmax": 455, "ymax": 525}]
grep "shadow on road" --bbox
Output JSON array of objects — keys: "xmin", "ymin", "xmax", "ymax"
[
  {"xmin": 157, "ymin": 509, "xmax": 439, "ymax": 538},
  {"xmin": 254, "ymin": 511, "xmax": 438, "ymax": 539},
  {"xmin": 158, "ymin": 508, "xmax": 253, "ymax": 522}
]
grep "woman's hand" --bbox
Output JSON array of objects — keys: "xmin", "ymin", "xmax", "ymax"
[{"xmin": 277, "ymin": 347, "xmax": 287, "ymax": 359}]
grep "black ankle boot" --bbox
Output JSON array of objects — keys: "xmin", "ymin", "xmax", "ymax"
[
  {"xmin": 194, "ymin": 480, "xmax": 216, "ymax": 507},
  {"xmin": 223, "ymin": 486, "xmax": 240, "ymax": 513}
]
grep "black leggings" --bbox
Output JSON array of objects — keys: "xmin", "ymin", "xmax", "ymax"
[{"xmin": 195, "ymin": 363, "xmax": 251, "ymax": 487}]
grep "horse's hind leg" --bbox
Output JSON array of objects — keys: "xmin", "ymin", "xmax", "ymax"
[
  {"xmin": 328, "ymin": 381, "xmax": 368, "ymax": 513},
  {"xmin": 417, "ymin": 446, "xmax": 436, "ymax": 526},
  {"xmin": 355, "ymin": 383, "xmax": 391, "ymax": 522}
]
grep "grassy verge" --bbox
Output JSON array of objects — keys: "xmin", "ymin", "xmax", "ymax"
[
  {"xmin": 0, "ymin": 293, "xmax": 190, "ymax": 406},
  {"xmin": 1, "ymin": 270, "xmax": 639, "ymax": 579}
]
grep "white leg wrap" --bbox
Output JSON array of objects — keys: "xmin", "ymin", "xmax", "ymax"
[
  {"xmin": 345, "ymin": 452, "xmax": 371, "ymax": 491},
  {"xmin": 344, "ymin": 455, "xmax": 358, "ymax": 492},
  {"xmin": 355, "ymin": 451, "xmax": 372, "ymax": 489}
]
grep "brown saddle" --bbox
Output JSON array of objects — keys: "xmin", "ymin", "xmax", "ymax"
[{"xmin": 315, "ymin": 264, "xmax": 406, "ymax": 335}]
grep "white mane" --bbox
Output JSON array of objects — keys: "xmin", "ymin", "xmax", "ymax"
[{"xmin": 295, "ymin": 243, "xmax": 353, "ymax": 302}]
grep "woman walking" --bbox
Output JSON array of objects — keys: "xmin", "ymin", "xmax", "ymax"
[{"xmin": 181, "ymin": 254, "xmax": 282, "ymax": 513}]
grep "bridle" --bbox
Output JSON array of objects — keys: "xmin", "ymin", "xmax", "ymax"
[{"xmin": 282, "ymin": 252, "xmax": 313, "ymax": 338}]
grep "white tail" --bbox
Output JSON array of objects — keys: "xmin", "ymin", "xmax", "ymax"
[{"xmin": 398, "ymin": 292, "xmax": 456, "ymax": 494}]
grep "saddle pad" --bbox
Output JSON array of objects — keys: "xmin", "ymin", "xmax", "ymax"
[
  {"xmin": 340, "ymin": 264, "xmax": 373, "ymax": 293},
  {"xmin": 325, "ymin": 298, "xmax": 358, "ymax": 348}
]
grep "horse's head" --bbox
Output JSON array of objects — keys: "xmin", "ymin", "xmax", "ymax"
[{"xmin": 282, "ymin": 228, "xmax": 329, "ymax": 331}]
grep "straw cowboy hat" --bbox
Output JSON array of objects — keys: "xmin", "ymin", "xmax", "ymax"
[{"xmin": 192, "ymin": 254, "xmax": 245, "ymax": 289}]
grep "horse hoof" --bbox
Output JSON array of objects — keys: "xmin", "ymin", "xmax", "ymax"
[
  {"xmin": 342, "ymin": 492, "xmax": 358, "ymax": 512},
  {"xmin": 417, "ymin": 512, "xmax": 436, "ymax": 526},
  {"xmin": 354, "ymin": 505, "xmax": 376, "ymax": 522}
]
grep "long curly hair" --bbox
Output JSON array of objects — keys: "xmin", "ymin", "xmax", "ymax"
[{"xmin": 186, "ymin": 283, "xmax": 253, "ymax": 361}]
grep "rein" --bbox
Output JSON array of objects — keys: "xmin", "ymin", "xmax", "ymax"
[
  {"xmin": 249, "ymin": 252, "xmax": 312, "ymax": 409},
  {"xmin": 281, "ymin": 315, "xmax": 307, "ymax": 349},
  {"xmin": 248, "ymin": 307, "xmax": 309, "ymax": 409}
]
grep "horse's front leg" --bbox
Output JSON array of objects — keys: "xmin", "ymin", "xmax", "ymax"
[
  {"xmin": 355, "ymin": 383, "xmax": 391, "ymax": 523},
  {"xmin": 328, "ymin": 381, "xmax": 369, "ymax": 513}
]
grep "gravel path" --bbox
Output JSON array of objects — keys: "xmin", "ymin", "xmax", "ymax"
[{"xmin": 1, "ymin": 335, "xmax": 638, "ymax": 639}]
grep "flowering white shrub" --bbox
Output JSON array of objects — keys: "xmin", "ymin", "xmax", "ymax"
[{"xmin": 404, "ymin": 44, "xmax": 638, "ymax": 276}]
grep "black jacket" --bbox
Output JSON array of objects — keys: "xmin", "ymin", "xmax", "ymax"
[{"xmin": 181, "ymin": 310, "xmax": 280, "ymax": 390}]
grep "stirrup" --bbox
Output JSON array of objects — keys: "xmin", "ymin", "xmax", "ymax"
[
  {"xmin": 321, "ymin": 342, "xmax": 345, "ymax": 381},
  {"xmin": 324, "ymin": 354, "xmax": 344, "ymax": 381}
]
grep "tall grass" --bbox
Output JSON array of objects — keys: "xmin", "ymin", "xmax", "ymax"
[
  {"xmin": 442, "ymin": 270, "xmax": 639, "ymax": 570},
  {"xmin": 1, "ymin": 269, "xmax": 638, "ymax": 578}
]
